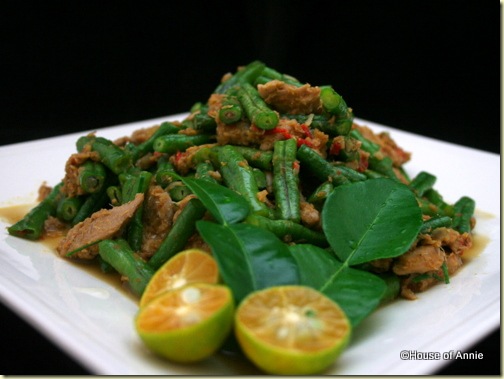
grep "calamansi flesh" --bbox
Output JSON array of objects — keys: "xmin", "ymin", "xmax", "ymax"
[
  {"xmin": 234, "ymin": 285, "xmax": 351, "ymax": 375},
  {"xmin": 135, "ymin": 282, "xmax": 234, "ymax": 363},
  {"xmin": 140, "ymin": 248, "xmax": 219, "ymax": 307}
]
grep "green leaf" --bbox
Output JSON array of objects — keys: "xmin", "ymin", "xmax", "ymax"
[
  {"xmin": 322, "ymin": 178, "xmax": 422, "ymax": 266},
  {"xmin": 290, "ymin": 244, "xmax": 386, "ymax": 326},
  {"xmin": 179, "ymin": 176, "xmax": 250, "ymax": 225},
  {"xmin": 197, "ymin": 220, "xmax": 300, "ymax": 304}
]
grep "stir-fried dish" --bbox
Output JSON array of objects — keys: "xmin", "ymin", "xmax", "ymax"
[{"xmin": 7, "ymin": 61, "xmax": 477, "ymax": 373}]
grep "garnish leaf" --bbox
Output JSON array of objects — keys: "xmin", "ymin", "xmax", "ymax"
[
  {"xmin": 322, "ymin": 178, "xmax": 422, "ymax": 266},
  {"xmin": 290, "ymin": 244, "xmax": 386, "ymax": 326},
  {"xmin": 197, "ymin": 221, "xmax": 300, "ymax": 303},
  {"xmin": 180, "ymin": 176, "xmax": 250, "ymax": 225}
]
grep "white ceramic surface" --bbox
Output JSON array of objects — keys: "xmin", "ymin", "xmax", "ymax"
[{"xmin": 0, "ymin": 115, "xmax": 499, "ymax": 375}]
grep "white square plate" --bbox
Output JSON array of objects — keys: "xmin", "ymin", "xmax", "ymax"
[{"xmin": 0, "ymin": 115, "xmax": 499, "ymax": 375}]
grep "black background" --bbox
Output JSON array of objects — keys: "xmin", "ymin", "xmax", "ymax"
[{"xmin": 0, "ymin": 0, "xmax": 500, "ymax": 375}]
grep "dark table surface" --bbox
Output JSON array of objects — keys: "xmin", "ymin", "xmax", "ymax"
[{"xmin": 0, "ymin": 1, "xmax": 500, "ymax": 375}]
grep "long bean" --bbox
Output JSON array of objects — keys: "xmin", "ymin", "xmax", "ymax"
[
  {"xmin": 245, "ymin": 214, "xmax": 328, "ymax": 247},
  {"xmin": 77, "ymin": 136, "xmax": 132, "ymax": 175},
  {"xmin": 154, "ymin": 156, "xmax": 177, "ymax": 187},
  {"xmin": 78, "ymin": 160, "xmax": 107, "ymax": 194},
  {"xmin": 282, "ymin": 114, "xmax": 340, "ymax": 137},
  {"xmin": 331, "ymin": 164, "xmax": 367, "ymax": 183},
  {"xmin": 296, "ymin": 144, "xmax": 350, "ymax": 186},
  {"xmin": 98, "ymin": 238, "xmax": 154, "ymax": 297},
  {"xmin": 217, "ymin": 145, "xmax": 273, "ymax": 217},
  {"xmin": 218, "ymin": 95, "xmax": 243, "ymax": 124},
  {"xmin": 451, "ymin": 196, "xmax": 476, "ymax": 233},
  {"xmin": 409, "ymin": 171, "xmax": 436, "ymax": 197},
  {"xmin": 71, "ymin": 184, "xmax": 111, "ymax": 225},
  {"xmin": 8, "ymin": 182, "xmax": 63, "ymax": 240},
  {"xmin": 121, "ymin": 171, "xmax": 152, "ymax": 251},
  {"xmin": 254, "ymin": 66, "xmax": 302, "ymax": 87},
  {"xmin": 424, "ymin": 189, "xmax": 455, "ymax": 217},
  {"xmin": 195, "ymin": 162, "xmax": 219, "ymax": 184},
  {"xmin": 153, "ymin": 134, "xmax": 213, "ymax": 155},
  {"xmin": 210, "ymin": 145, "xmax": 273, "ymax": 171},
  {"xmin": 319, "ymin": 86, "xmax": 353, "ymax": 135},
  {"xmin": 235, "ymin": 82, "xmax": 279, "ymax": 130},
  {"xmin": 56, "ymin": 195, "xmax": 84, "ymax": 222},
  {"xmin": 273, "ymin": 138, "xmax": 301, "ymax": 222},
  {"xmin": 148, "ymin": 198, "xmax": 207, "ymax": 270},
  {"xmin": 182, "ymin": 112, "xmax": 217, "ymax": 133},
  {"xmin": 420, "ymin": 216, "xmax": 453, "ymax": 234},
  {"xmin": 106, "ymin": 185, "xmax": 122, "ymax": 206},
  {"xmin": 349, "ymin": 129, "xmax": 398, "ymax": 180},
  {"xmin": 128, "ymin": 121, "xmax": 180, "ymax": 161},
  {"xmin": 307, "ymin": 181, "xmax": 334, "ymax": 206},
  {"xmin": 167, "ymin": 181, "xmax": 192, "ymax": 201},
  {"xmin": 214, "ymin": 60, "xmax": 266, "ymax": 94}
]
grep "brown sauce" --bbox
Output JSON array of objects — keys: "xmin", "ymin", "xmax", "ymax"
[
  {"xmin": 0, "ymin": 203, "xmax": 139, "ymax": 304},
  {"xmin": 462, "ymin": 233, "xmax": 490, "ymax": 262},
  {"xmin": 0, "ymin": 203, "xmax": 36, "ymax": 224}
]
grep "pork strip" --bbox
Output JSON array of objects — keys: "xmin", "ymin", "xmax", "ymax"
[{"xmin": 56, "ymin": 193, "xmax": 144, "ymax": 259}]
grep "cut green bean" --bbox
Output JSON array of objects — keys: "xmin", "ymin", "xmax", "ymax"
[
  {"xmin": 218, "ymin": 95, "xmax": 243, "ymax": 124},
  {"xmin": 121, "ymin": 171, "xmax": 152, "ymax": 204},
  {"xmin": 441, "ymin": 261, "xmax": 450, "ymax": 284},
  {"xmin": 252, "ymin": 168, "xmax": 267, "ymax": 190},
  {"xmin": 368, "ymin": 155, "xmax": 398, "ymax": 181},
  {"xmin": 56, "ymin": 195, "xmax": 84, "ymax": 222},
  {"xmin": 8, "ymin": 182, "xmax": 63, "ymax": 240},
  {"xmin": 417, "ymin": 197, "xmax": 442, "ymax": 217},
  {"xmin": 331, "ymin": 164, "xmax": 367, "ymax": 183},
  {"xmin": 148, "ymin": 198, "xmax": 207, "ymax": 270},
  {"xmin": 349, "ymin": 128, "xmax": 399, "ymax": 180},
  {"xmin": 214, "ymin": 60, "xmax": 266, "ymax": 94},
  {"xmin": 363, "ymin": 169, "xmax": 384, "ymax": 179},
  {"xmin": 245, "ymin": 214, "xmax": 328, "ymax": 247},
  {"xmin": 308, "ymin": 181, "xmax": 334, "ymax": 206},
  {"xmin": 235, "ymin": 82, "xmax": 279, "ymax": 130},
  {"xmin": 191, "ymin": 145, "xmax": 221, "ymax": 167},
  {"xmin": 77, "ymin": 136, "xmax": 132, "ymax": 175},
  {"xmin": 217, "ymin": 145, "xmax": 273, "ymax": 217},
  {"xmin": 195, "ymin": 162, "xmax": 219, "ymax": 184},
  {"xmin": 153, "ymin": 134, "xmax": 213, "ymax": 155},
  {"xmin": 98, "ymin": 238, "xmax": 154, "ymax": 297},
  {"xmin": 154, "ymin": 156, "xmax": 177, "ymax": 187},
  {"xmin": 106, "ymin": 185, "xmax": 122, "ymax": 206},
  {"xmin": 212, "ymin": 145, "xmax": 273, "ymax": 171},
  {"xmin": 329, "ymin": 136, "xmax": 361, "ymax": 162},
  {"xmin": 129, "ymin": 121, "xmax": 180, "ymax": 161},
  {"xmin": 121, "ymin": 171, "xmax": 152, "ymax": 251},
  {"xmin": 167, "ymin": 181, "xmax": 192, "ymax": 201},
  {"xmin": 319, "ymin": 86, "xmax": 353, "ymax": 135},
  {"xmin": 71, "ymin": 186, "xmax": 111, "ymax": 225},
  {"xmin": 296, "ymin": 144, "xmax": 350, "ymax": 187},
  {"xmin": 452, "ymin": 196, "xmax": 476, "ymax": 233},
  {"xmin": 254, "ymin": 66, "xmax": 302, "ymax": 87},
  {"xmin": 273, "ymin": 138, "xmax": 301, "ymax": 222},
  {"xmin": 182, "ymin": 112, "xmax": 217, "ymax": 132},
  {"xmin": 189, "ymin": 101, "xmax": 205, "ymax": 113},
  {"xmin": 281, "ymin": 113, "xmax": 341, "ymax": 137},
  {"xmin": 349, "ymin": 129, "xmax": 381, "ymax": 155},
  {"xmin": 409, "ymin": 171, "xmax": 437, "ymax": 197},
  {"xmin": 420, "ymin": 216, "xmax": 453, "ymax": 234},
  {"xmin": 423, "ymin": 189, "xmax": 455, "ymax": 217},
  {"xmin": 78, "ymin": 160, "xmax": 107, "ymax": 194}
]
